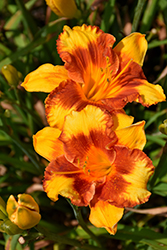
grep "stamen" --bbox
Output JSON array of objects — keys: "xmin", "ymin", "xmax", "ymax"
[
  {"xmin": 93, "ymin": 58, "xmax": 133, "ymax": 101},
  {"xmin": 110, "ymin": 58, "xmax": 133, "ymax": 86},
  {"xmin": 82, "ymin": 157, "xmax": 88, "ymax": 174},
  {"xmin": 53, "ymin": 170, "xmax": 83, "ymax": 175},
  {"xmin": 87, "ymin": 56, "xmax": 115, "ymax": 101}
]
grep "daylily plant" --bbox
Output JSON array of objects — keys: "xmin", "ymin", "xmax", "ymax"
[
  {"xmin": 22, "ymin": 25, "xmax": 165, "ymax": 234},
  {"xmin": 33, "ymin": 105, "xmax": 154, "ymax": 234},
  {"xmin": 22, "ymin": 24, "xmax": 165, "ymax": 130}
]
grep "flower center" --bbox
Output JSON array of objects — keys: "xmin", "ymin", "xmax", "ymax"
[
  {"xmin": 83, "ymin": 58, "xmax": 133, "ymax": 102},
  {"xmin": 81, "ymin": 146, "xmax": 115, "ymax": 179}
]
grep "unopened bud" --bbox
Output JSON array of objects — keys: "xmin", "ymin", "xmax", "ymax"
[
  {"xmin": 45, "ymin": 0, "xmax": 81, "ymax": 19},
  {"xmin": 159, "ymin": 119, "xmax": 167, "ymax": 135},
  {"xmin": 6, "ymin": 194, "xmax": 41, "ymax": 230},
  {"xmin": 4, "ymin": 109, "xmax": 11, "ymax": 118},
  {"xmin": 1, "ymin": 65, "xmax": 22, "ymax": 87}
]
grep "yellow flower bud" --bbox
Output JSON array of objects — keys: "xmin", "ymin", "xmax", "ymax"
[
  {"xmin": 1, "ymin": 65, "xmax": 22, "ymax": 87},
  {"xmin": 6, "ymin": 194, "xmax": 41, "ymax": 230},
  {"xmin": 0, "ymin": 218, "xmax": 23, "ymax": 235},
  {"xmin": 45, "ymin": 0, "xmax": 81, "ymax": 19},
  {"xmin": 159, "ymin": 119, "xmax": 167, "ymax": 135}
]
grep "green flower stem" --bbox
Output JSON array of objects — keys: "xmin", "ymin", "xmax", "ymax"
[
  {"xmin": 69, "ymin": 203, "xmax": 102, "ymax": 248},
  {"xmin": 131, "ymin": 0, "xmax": 146, "ymax": 32},
  {"xmin": 150, "ymin": 142, "xmax": 167, "ymax": 188},
  {"xmin": 35, "ymin": 224, "xmax": 103, "ymax": 250}
]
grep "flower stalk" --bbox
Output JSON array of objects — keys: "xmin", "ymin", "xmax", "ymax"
[{"xmin": 69, "ymin": 203, "xmax": 102, "ymax": 248}]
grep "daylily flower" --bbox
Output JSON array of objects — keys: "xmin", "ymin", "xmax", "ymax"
[
  {"xmin": 33, "ymin": 105, "xmax": 154, "ymax": 234},
  {"xmin": 22, "ymin": 24, "xmax": 166, "ymax": 130},
  {"xmin": 45, "ymin": 0, "xmax": 81, "ymax": 19},
  {"xmin": 6, "ymin": 194, "xmax": 41, "ymax": 230}
]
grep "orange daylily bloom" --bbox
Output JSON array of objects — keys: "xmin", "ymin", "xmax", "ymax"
[
  {"xmin": 33, "ymin": 105, "xmax": 154, "ymax": 234},
  {"xmin": 22, "ymin": 25, "xmax": 165, "ymax": 130}
]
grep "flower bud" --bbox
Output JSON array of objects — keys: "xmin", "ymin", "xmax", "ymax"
[
  {"xmin": 159, "ymin": 119, "xmax": 167, "ymax": 135},
  {"xmin": 6, "ymin": 194, "xmax": 41, "ymax": 230},
  {"xmin": 1, "ymin": 65, "xmax": 23, "ymax": 87},
  {"xmin": 45, "ymin": 0, "xmax": 81, "ymax": 19}
]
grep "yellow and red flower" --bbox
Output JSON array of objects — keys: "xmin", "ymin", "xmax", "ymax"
[
  {"xmin": 33, "ymin": 105, "xmax": 154, "ymax": 234},
  {"xmin": 21, "ymin": 24, "xmax": 165, "ymax": 234},
  {"xmin": 22, "ymin": 24, "xmax": 165, "ymax": 130}
]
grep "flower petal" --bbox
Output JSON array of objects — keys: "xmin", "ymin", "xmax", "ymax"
[
  {"xmin": 114, "ymin": 121, "xmax": 146, "ymax": 150},
  {"xmin": 135, "ymin": 79, "xmax": 166, "ymax": 107},
  {"xmin": 43, "ymin": 155, "xmax": 96, "ymax": 206},
  {"xmin": 57, "ymin": 25, "xmax": 119, "ymax": 101},
  {"xmin": 99, "ymin": 146, "xmax": 154, "ymax": 208},
  {"xmin": 16, "ymin": 207, "xmax": 41, "ymax": 230},
  {"xmin": 18, "ymin": 194, "xmax": 40, "ymax": 212},
  {"xmin": 89, "ymin": 199, "xmax": 124, "ymax": 235},
  {"xmin": 111, "ymin": 110, "xmax": 134, "ymax": 131},
  {"xmin": 6, "ymin": 195, "xmax": 18, "ymax": 219},
  {"xmin": 101, "ymin": 60, "xmax": 145, "ymax": 109},
  {"xmin": 45, "ymin": 80, "xmax": 88, "ymax": 130},
  {"xmin": 102, "ymin": 60, "xmax": 166, "ymax": 108},
  {"xmin": 21, "ymin": 64, "xmax": 68, "ymax": 92},
  {"xmin": 33, "ymin": 127, "xmax": 63, "ymax": 161},
  {"xmin": 45, "ymin": 79, "xmax": 132, "ymax": 131},
  {"xmin": 113, "ymin": 33, "xmax": 148, "ymax": 66},
  {"xmin": 59, "ymin": 105, "xmax": 117, "ymax": 164}
]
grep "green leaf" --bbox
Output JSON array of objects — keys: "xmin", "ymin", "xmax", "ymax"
[
  {"xmin": 0, "ymin": 18, "xmax": 66, "ymax": 69},
  {"xmin": 145, "ymin": 109, "xmax": 167, "ymax": 129},
  {"xmin": 111, "ymin": 225, "xmax": 167, "ymax": 250},
  {"xmin": 153, "ymin": 183, "xmax": 167, "ymax": 196},
  {"xmin": 146, "ymin": 134, "xmax": 166, "ymax": 147},
  {"xmin": 0, "ymin": 154, "xmax": 40, "ymax": 175},
  {"xmin": 140, "ymin": 0, "xmax": 159, "ymax": 33},
  {"xmin": 148, "ymin": 39, "xmax": 167, "ymax": 49}
]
